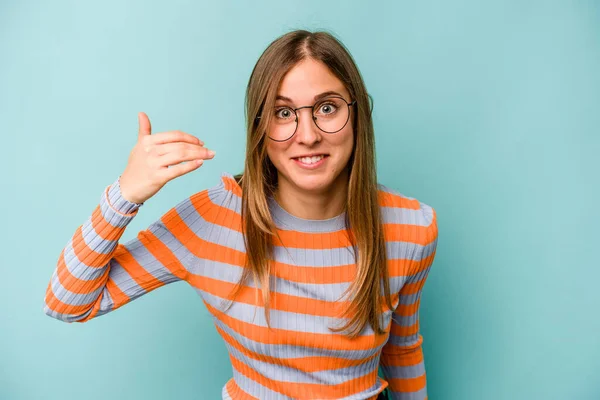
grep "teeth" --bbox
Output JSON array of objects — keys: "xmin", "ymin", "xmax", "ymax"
[{"xmin": 297, "ymin": 155, "xmax": 325, "ymax": 164}]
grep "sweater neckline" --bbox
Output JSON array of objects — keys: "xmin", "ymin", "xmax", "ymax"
[
  {"xmin": 267, "ymin": 194, "xmax": 347, "ymax": 233},
  {"xmin": 220, "ymin": 171, "xmax": 347, "ymax": 233}
]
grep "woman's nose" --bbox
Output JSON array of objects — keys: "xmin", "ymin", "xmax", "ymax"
[{"xmin": 294, "ymin": 109, "xmax": 321, "ymax": 144}]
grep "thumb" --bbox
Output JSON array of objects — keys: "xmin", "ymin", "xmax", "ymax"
[{"xmin": 137, "ymin": 112, "xmax": 152, "ymax": 139}]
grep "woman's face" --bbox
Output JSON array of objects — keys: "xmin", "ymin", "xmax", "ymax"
[{"xmin": 266, "ymin": 58, "xmax": 354, "ymax": 196}]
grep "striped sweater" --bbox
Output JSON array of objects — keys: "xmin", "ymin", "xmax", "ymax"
[{"xmin": 44, "ymin": 172, "xmax": 438, "ymax": 400}]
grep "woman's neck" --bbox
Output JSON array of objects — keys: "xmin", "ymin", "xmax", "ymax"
[{"xmin": 273, "ymin": 169, "xmax": 349, "ymax": 221}]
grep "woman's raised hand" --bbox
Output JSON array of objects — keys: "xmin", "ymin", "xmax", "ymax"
[{"xmin": 119, "ymin": 112, "xmax": 215, "ymax": 204}]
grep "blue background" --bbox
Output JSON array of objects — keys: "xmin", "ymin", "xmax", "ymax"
[{"xmin": 1, "ymin": 1, "xmax": 599, "ymax": 399}]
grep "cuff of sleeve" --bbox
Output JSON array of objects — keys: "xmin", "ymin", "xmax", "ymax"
[{"xmin": 106, "ymin": 176, "xmax": 143, "ymax": 215}]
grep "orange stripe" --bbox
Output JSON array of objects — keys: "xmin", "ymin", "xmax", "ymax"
[
  {"xmin": 163, "ymin": 212, "xmax": 247, "ymax": 268},
  {"xmin": 271, "ymin": 260, "xmax": 357, "ymax": 284},
  {"xmin": 125, "ymin": 227, "xmax": 188, "ymax": 281},
  {"xmin": 272, "ymin": 229, "xmax": 352, "ymax": 249},
  {"xmin": 56, "ymin": 249, "xmax": 109, "ymax": 294},
  {"xmin": 387, "ymin": 373, "xmax": 426, "ymax": 393},
  {"xmin": 269, "ymin": 249, "xmax": 417, "ymax": 284},
  {"xmin": 229, "ymin": 352, "xmax": 379, "ymax": 399},
  {"xmin": 380, "ymin": 336, "xmax": 424, "ymax": 366},
  {"xmin": 224, "ymin": 378, "xmax": 258, "ymax": 400},
  {"xmin": 215, "ymin": 324, "xmax": 378, "ymax": 373},
  {"xmin": 399, "ymin": 279, "xmax": 426, "ymax": 296},
  {"xmin": 378, "ymin": 190, "xmax": 421, "ymax": 210},
  {"xmin": 71, "ymin": 226, "xmax": 115, "ymax": 268},
  {"xmin": 189, "ymin": 272, "xmax": 398, "ymax": 317},
  {"xmin": 204, "ymin": 301, "xmax": 390, "ymax": 351},
  {"xmin": 273, "ymin": 222, "xmax": 433, "ymax": 250},
  {"xmin": 395, "ymin": 300, "xmax": 420, "ymax": 317},
  {"xmin": 381, "ymin": 349, "xmax": 424, "ymax": 368},
  {"xmin": 90, "ymin": 205, "xmax": 127, "ymax": 241},
  {"xmin": 415, "ymin": 250, "xmax": 437, "ymax": 274},
  {"xmin": 190, "ymin": 274, "xmax": 347, "ymax": 317},
  {"xmin": 383, "ymin": 222, "xmax": 435, "ymax": 245},
  {"xmin": 222, "ymin": 175, "xmax": 243, "ymax": 197},
  {"xmin": 389, "ymin": 318, "xmax": 419, "ymax": 338},
  {"xmin": 181, "ymin": 242, "xmax": 419, "ymax": 287},
  {"xmin": 44, "ymin": 282, "xmax": 97, "ymax": 315},
  {"xmin": 190, "ymin": 189, "xmax": 243, "ymax": 232}
]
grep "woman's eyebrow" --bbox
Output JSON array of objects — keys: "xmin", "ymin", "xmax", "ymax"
[
  {"xmin": 275, "ymin": 90, "xmax": 346, "ymax": 103},
  {"xmin": 313, "ymin": 90, "xmax": 344, "ymax": 101}
]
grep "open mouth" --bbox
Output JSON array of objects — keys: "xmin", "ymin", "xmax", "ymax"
[
  {"xmin": 292, "ymin": 154, "xmax": 329, "ymax": 164},
  {"xmin": 292, "ymin": 154, "xmax": 329, "ymax": 168}
]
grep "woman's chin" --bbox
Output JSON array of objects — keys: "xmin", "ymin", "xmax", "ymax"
[{"xmin": 288, "ymin": 174, "xmax": 334, "ymax": 192}]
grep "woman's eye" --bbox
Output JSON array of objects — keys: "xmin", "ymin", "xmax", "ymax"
[
  {"xmin": 275, "ymin": 108, "xmax": 294, "ymax": 119},
  {"xmin": 318, "ymin": 102, "xmax": 337, "ymax": 115}
]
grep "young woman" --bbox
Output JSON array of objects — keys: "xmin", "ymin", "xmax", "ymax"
[{"xmin": 44, "ymin": 30, "xmax": 438, "ymax": 400}]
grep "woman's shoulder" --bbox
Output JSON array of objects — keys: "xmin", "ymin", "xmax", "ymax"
[
  {"xmin": 213, "ymin": 171, "xmax": 243, "ymax": 198},
  {"xmin": 163, "ymin": 171, "xmax": 243, "ymax": 236},
  {"xmin": 187, "ymin": 171, "xmax": 242, "ymax": 214},
  {"xmin": 376, "ymin": 182, "xmax": 436, "ymax": 230}
]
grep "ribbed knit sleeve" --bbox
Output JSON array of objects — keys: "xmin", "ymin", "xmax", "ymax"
[
  {"xmin": 43, "ymin": 176, "xmax": 194, "ymax": 323},
  {"xmin": 379, "ymin": 203, "xmax": 438, "ymax": 400}
]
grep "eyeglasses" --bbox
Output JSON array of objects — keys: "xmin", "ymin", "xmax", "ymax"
[{"xmin": 256, "ymin": 96, "xmax": 357, "ymax": 142}]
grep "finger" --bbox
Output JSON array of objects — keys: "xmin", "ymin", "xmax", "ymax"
[
  {"xmin": 156, "ymin": 146, "xmax": 215, "ymax": 168},
  {"xmin": 149, "ymin": 130, "xmax": 204, "ymax": 146},
  {"xmin": 151, "ymin": 142, "xmax": 206, "ymax": 157},
  {"xmin": 138, "ymin": 112, "xmax": 152, "ymax": 139},
  {"xmin": 159, "ymin": 159, "xmax": 204, "ymax": 181}
]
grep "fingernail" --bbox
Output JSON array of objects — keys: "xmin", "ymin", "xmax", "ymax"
[{"xmin": 208, "ymin": 150, "xmax": 215, "ymax": 157}]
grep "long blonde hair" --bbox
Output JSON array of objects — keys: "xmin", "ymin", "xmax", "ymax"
[{"xmin": 222, "ymin": 29, "xmax": 392, "ymax": 338}]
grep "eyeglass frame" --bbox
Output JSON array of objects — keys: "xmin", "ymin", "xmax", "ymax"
[{"xmin": 255, "ymin": 95, "xmax": 357, "ymax": 142}]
